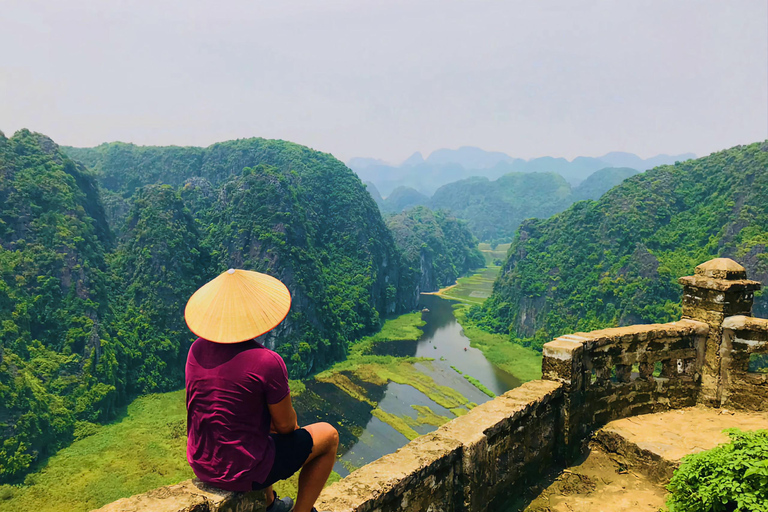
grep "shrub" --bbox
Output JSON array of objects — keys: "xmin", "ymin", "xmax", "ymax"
[{"xmin": 666, "ymin": 429, "xmax": 768, "ymax": 512}]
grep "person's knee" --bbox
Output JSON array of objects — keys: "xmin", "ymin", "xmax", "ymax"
[
  {"xmin": 306, "ymin": 422, "xmax": 339, "ymax": 453},
  {"xmin": 318, "ymin": 422, "xmax": 338, "ymax": 450},
  {"xmin": 327, "ymin": 424, "xmax": 339, "ymax": 448}
]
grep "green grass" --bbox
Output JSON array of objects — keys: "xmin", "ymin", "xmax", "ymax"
[
  {"xmin": 438, "ymin": 265, "xmax": 500, "ymax": 305},
  {"xmin": 463, "ymin": 375, "xmax": 495, "ymax": 398},
  {"xmin": 349, "ymin": 312, "xmax": 426, "ymax": 355},
  {"xmin": 371, "ymin": 409, "xmax": 419, "ymax": 441},
  {"xmin": 478, "ymin": 242, "xmax": 511, "ymax": 266},
  {"xmin": 0, "ymin": 391, "xmax": 193, "ymax": 512},
  {"xmin": 454, "ymin": 305, "xmax": 542, "ymax": 383}
]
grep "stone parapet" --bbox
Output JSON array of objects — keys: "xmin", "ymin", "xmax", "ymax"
[
  {"xmin": 315, "ymin": 380, "xmax": 563, "ymax": 512},
  {"xmin": 720, "ymin": 315, "xmax": 768, "ymax": 411},
  {"xmin": 542, "ymin": 320, "xmax": 708, "ymax": 457},
  {"xmin": 91, "ymin": 479, "xmax": 266, "ymax": 512}
]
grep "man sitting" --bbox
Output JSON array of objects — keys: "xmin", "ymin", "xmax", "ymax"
[{"xmin": 184, "ymin": 268, "xmax": 338, "ymax": 512}]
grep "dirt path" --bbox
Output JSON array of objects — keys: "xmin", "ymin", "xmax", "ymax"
[{"xmin": 522, "ymin": 448, "xmax": 667, "ymax": 512}]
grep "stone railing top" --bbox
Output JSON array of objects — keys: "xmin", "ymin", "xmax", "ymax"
[
  {"xmin": 695, "ymin": 258, "xmax": 747, "ymax": 279},
  {"xmin": 543, "ymin": 319, "xmax": 708, "ymax": 355},
  {"xmin": 678, "ymin": 258, "xmax": 761, "ymax": 292},
  {"xmin": 91, "ymin": 478, "xmax": 265, "ymax": 512},
  {"xmin": 722, "ymin": 315, "xmax": 768, "ymax": 332},
  {"xmin": 315, "ymin": 380, "xmax": 563, "ymax": 512}
]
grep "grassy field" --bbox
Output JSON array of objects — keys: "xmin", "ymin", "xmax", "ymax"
[
  {"xmin": 0, "ymin": 391, "xmax": 192, "ymax": 512},
  {"xmin": 478, "ymin": 242, "xmax": 511, "ymax": 266},
  {"xmin": 435, "ymin": 243, "xmax": 510, "ymax": 305},
  {"xmin": 454, "ymin": 305, "xmax": 542, "ymax": 383}
]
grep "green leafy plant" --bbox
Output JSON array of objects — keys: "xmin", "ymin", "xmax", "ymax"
[{"xmin": 666, "ymin": 429, "xmax": 768, "ymax": 512}]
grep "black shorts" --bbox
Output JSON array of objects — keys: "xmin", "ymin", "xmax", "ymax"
[{"xmin": 252, "ymin": 428, "xmax": 314, "ymax": 490}]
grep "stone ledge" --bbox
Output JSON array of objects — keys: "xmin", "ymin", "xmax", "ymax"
[
  {"xmin": 722, "ymin": 315, "xmax": 768, "ymax": 333},
  {"xmin": 543, "ymin": 320, "xmax": 707, "ymax": 355},
  {"xmin": 91, "ymin": 479, "xmax": 266, "ymax": 512},
  {"xmin": 315, "ymin": 380, "xmax": 563, "ymax": 512},
  {"xmin": 316, "ymin": 432, "xmax": 463, "ymax": 512},
  {"xmin": 678, "ymin": 275, "xmax": 761, "ymax": 293},
  {"xmin": 593, "ymin": 406, "xmax": 768, "ymax": 483}
]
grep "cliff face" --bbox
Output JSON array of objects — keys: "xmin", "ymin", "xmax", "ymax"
[
  {"xmin": 476, "ymin": 141, "xmax": 768, "ymax": 350},
  {"xmin": 386, "ymin": 206, "xmax": 485, "ymax": 295},
  {"xmin": 0, "ymin": 130, "xmax": 114, "ymax": 482}
]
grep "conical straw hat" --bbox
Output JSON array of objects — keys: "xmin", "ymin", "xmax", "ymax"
[{"xmin": 185, "ymin": 269, "xmax": 291, "ymax": 344}]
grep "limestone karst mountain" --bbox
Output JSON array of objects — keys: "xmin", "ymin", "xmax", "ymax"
[{"xmin": 475, "ymin": 141, "xmax": 768, "ymax": 350}]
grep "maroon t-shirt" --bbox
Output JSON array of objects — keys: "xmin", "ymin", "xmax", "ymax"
[{"xmin": 185, "ymin": 338, "xmax": 290, "ymax": 491}]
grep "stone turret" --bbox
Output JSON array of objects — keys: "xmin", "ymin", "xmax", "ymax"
[{"xmin": 678, "ymin": 258, "xmax": 761, "ymax": 406}]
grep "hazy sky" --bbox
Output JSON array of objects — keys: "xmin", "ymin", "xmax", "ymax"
[{"xmin": 2, "ymin": 0, "xmax": 766, "ymax": 163}]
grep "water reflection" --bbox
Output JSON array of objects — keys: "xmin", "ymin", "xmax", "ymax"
[{"xmin": 297, "ymin": 294, "xmax": 522, "ymax": 476}]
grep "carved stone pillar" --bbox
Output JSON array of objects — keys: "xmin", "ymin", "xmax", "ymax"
[{"xmin": 678, "ymin": 258, "xmax": 761, "ymax": 406}]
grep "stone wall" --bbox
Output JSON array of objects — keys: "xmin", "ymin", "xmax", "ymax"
[
  {"xmin": 92, "ymin": 479, "xmax": 266, "ymax": 512},
  {"xmin": 541, "ymin": 319, "xmax": 708, "ymax": 457},
  {"xmin": 315, "ymin": 380, "xmax": 563, "ymax": 512},
  {"xmin": 720, "ymin": 315, "xmax": 768, "ymax": 411}
]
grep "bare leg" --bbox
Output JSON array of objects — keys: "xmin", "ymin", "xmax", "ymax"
[
  {"xmin": 293, "ymin": 422, "xmax": 339, "ymax": 512},
  {"xmin": 263, "ymin": 485, "xmax": 275, "ymax": 508}
]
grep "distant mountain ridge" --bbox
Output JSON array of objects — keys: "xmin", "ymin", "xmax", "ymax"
[
  {"xmin": 369, "ymin": 166, "xmax": 640, "ymax": 242},
  {"xmin": 349, "ymin": 146, "xmax": 695, "ymax": 196}
]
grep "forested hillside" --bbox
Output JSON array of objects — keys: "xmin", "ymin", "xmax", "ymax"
[
  {"xmin": 379, "ymin": 186, "xmax": 429, "ymax": 214},
  {"xmin": 428, "ymin": 169, "xmax": 636, "ymax": 243},
  {"xmin": 474, "ymin": 142, "xmax": 768, "ymax": 350},
  {"xmin": 65, "ymin": 139, "xmax": 418, "ymax": 376},
  {"xmin": 386, "ymin": 207, "xmax": 485, "ymax": 303},
  {"xmin": 0, "ymin": 130, "xmax": 419, "ymax": 483},
  {"xmin": 0, "ymin": 130, "xmax": 114, "ymax": 481}
]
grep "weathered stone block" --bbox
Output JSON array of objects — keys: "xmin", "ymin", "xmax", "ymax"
[{"xmin": 91, "ymin": 479, "xmax": 266, "ymax": 512}]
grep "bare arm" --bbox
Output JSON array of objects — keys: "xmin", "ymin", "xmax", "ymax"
[{"xmin": 267, "ymin": 393, "xmax": 299, "ymax": 434}]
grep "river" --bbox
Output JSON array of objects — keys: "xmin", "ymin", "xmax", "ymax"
[{"xmin": 295, "ymin": 293, "xmax": 521, "ymax": 476}]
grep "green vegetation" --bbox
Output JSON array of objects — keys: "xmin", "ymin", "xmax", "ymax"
[
  {"xmin": 0, "ymin": 129, "xmax": 424, "ymax": 484},
  {"xmin": 0, "ymin": 389, "xmax": 339, "ymax": 512},
  {"xmin": 454, "ymin": 306, "xmax": 542, "ymax": 382},
  {"xmin": 450, "ymin": 364, "xmax": 495, "ymax": 397},
  {"xmin": 0, "ymin": 391, "xmax": 191, "ymax": 512},
  {"xmin": 462, "ymin": 375, "xmax": 495, "ymax": 397},
  {"xmin": 386, "ymin": 206, "xmax": 485, "ymax": 293},
  {"xmin": 475, "ymin": 142, "xmax": 768, "ymax": 350},
  {"xmin": 429, "ymin": 169, "xmax": 636, "ymax": 243},
  {"xmin": 666, "ymin": 429, "xmax": 768, "ymax": 512},
  {"xmin": 410, "ymin": 405, "xmax": 451, "ymax": 427},
  {"xmin": 356, "ymin": 312, "xmax": 426, "ymax": 344},
  {"xmin": 438, "ymin": 266, "xmax": 499, "ymax": 305},
  {"xmin": 0, "ymin": 131, "xmax": 114, "ymax": 482},
  {"xmin": 371, "ymin": 409, "xmax": 419, "ymax": 441},
  {"xmin": 380, "ymin": 186, "xmax": 429, "ymax": 214}
]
